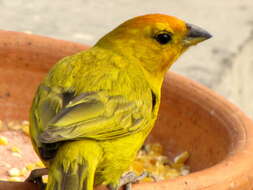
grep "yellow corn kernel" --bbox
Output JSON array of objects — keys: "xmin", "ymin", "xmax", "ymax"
[
  {"xmin": 35, "ymin": 161, "xmax": 45, "ymax": 167},
  {"xmin": 43, "ymin": 176, "xmax": 48, "ymax": 183},
  {"xmin": 164, "ymin": 168, "xmax": 180, "ymax": 179},
  {"xmin": 21, "ymin": 120, "xmax": 29, "ymax": 125},
  {"xmin": 20, "ymin": 167, "xmax": 29, "ymax": 176},
  {"xmin": 8, "ymin": 176, "xmax": 23, "ymax": 182},
  {"xmin": 11, "ymin": 146, "xmax": 21, "ymax": 153},
  {"xmin": 8, "ymin": 168, "xmax": 21, "ymax": 177},
  {"xmin": 0, "ymin": 136, "xmax": 8, "ymax": 145},
  {"xmin": 11, "ymin": 152, "xmax": 22, "ymax": 158},
  {"xmin": 26, "ymin": 163, "xmax": 36, "ymax": 171},
  {"xmin": 130, "ymin": 161, "xmax": 144, "ymax": 174},
  {"xmin": 170, "ymin": 162, "xmax": 184, "ymax": 170},
  {"xmin": 7, "ymin": 121, "xmax": 20, "ymax": 130},
  {"xmin": 21, "ymin": 121, "xmax": 29, "ymax": 135},
  {"xmin": 150, "ymin": 143, "xmax": 163, "ymax": 155},
  {"xmin": 174, "ymin": 151, "xmax": 189, "ymax": 164},
  {"xmin": 180, "ymin": 168, "xmax": 190, "ymax": 176}
]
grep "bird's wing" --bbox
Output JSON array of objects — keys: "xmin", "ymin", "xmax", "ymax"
[{"xmin": 37, "ymin": 87, "xmax": 150, "ymax": 144}]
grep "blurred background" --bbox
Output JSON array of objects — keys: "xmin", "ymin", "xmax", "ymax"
[{"xmin": 0, "ymin": 0, "xmax": 253, "ymax": 118}]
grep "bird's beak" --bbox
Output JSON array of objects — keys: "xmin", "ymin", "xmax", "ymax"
[{"xmin": 183, "ymin": 23, "xmax": 212, "ymax": 46}]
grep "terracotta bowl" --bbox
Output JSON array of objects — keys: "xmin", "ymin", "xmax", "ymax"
[{"xmin": 0, "ymin": 30, "xmax": 253, "ymax": 190}]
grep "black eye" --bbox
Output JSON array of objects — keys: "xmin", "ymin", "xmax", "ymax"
[{"xmin": 154, "ymin": 32, "xmax": 172, "ymax": 45}]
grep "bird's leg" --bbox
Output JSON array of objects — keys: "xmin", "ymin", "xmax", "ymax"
[
  {"xmin": 119, "ymin": 171, "xmax": 158, "ymax": 190},
  {"xmin": 25, "ymin": 168, "xmax": 48, "ymax": 190}
]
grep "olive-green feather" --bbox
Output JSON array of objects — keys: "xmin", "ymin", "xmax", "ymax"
[{"xmin": 39, "ymin": 90, "xmax": 150, "ymax": 143}]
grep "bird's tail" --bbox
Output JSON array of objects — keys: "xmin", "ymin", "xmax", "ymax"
[{"xmin": 45, "ymin": 140, "xmax": 102, "ymax": 190}]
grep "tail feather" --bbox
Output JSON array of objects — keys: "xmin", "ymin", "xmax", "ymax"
[
  {"xmin": 45, "ymin": 141, "xmax": 102, "ymax": 190},
  {"xmin": 46, "ymin": 162, "xmax": 88, "ymax": 190}
]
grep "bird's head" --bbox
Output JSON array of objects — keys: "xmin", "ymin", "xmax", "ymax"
[{"xmin": 96, "ymin": 14, "xmax": 211, "ymax": 85}]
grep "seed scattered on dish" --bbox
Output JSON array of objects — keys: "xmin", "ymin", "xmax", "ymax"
[
  {"xmin": 0, "ymin": 136, "xmax": 8, "ymax": 145},
  {"xmin": 129, "ymin": 143, "xmax": 190, "ymax": 181}
]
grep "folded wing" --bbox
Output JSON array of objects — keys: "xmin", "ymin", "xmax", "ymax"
[{"xmin": 38, "ymin": 89, "xmax": 149, "ymax": 143}]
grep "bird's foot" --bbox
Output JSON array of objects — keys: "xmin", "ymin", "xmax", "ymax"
[
  {"xmin": 119, "ymin": 171, "xmax": 158, "ymax": 190},
  {"xmin": 25, "ymin": 168, "xmax": 48, "ymax": 190}
]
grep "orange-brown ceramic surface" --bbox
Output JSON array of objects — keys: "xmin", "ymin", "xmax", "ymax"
[{"xmin": 0, "ymin": 30, "xmax": 253, "ymax": 190}]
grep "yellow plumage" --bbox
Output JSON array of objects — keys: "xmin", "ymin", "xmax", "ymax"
[{"xmin": 29, "ymin": 14, "xmax": 211, "ymax": 190}]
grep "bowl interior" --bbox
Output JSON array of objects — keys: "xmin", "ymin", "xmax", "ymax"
[{"xmin": 0, "ymin": 31, "xmax": 239, "ymax": 173}]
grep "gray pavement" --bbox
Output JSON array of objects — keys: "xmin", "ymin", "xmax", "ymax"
[{"xmin": 0, "ymin": 0, "xmax": 253, "ymax": 117}]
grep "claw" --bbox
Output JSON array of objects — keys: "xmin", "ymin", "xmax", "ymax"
[
  {"xmin": 119, "ymin": 171, "xmax": 157, "ymax": 190},
  {"xmin": 25, "ymin": 168, "xmax": 48, "ymax": 190}
]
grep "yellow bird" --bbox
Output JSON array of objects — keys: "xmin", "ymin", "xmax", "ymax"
[{"xmin": 27, "ymin": 14, "xmax": 211, "ymax": 190}]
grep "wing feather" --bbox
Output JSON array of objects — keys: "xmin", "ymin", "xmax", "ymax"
[{"xmin": 38, "ymin": 90, "xmax": 149, "ymax": 143}]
